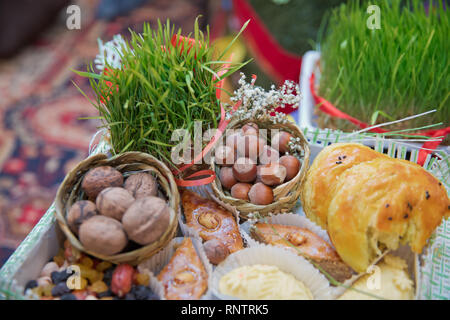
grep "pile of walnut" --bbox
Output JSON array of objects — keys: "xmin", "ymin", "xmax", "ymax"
[
  {"xmin": 67, "ymin": 167, "xmax": 170, "ymax": 256},
  {"xmin": 216, "ymin": 122, "xmax": 301, "ymax": 205}
]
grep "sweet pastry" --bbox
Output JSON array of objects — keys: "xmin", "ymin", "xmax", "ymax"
[
  {"xmin": 301, "ymin": 143, "xmax": 450, "ymax": 272},
  {"xmin": 181, "ymin": 190, "xmax": 244, "ymax": 264},
  {"xmin": 157, "ymin": 238, "xmax": 208, "ymax": 300},
  {"xmin": 251, "ymin": 223, "xmax": 353, "ymax": 282},
  {"xmin": 301, "ymin": 143, "xmax": 387, "ymax": 228},
  {"xmin": 338, "ymin": 254, "xmax": 414, "ymax": 300},
  {"xmin": 219, "ymin": 264, "xmax": 313, "ymax": 300}
]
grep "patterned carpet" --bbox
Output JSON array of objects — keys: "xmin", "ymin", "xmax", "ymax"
[{"xmin": 0, "ymin": 0, "xmax": 209, "ymax": 267}]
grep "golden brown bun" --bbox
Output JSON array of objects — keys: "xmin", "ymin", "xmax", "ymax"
[
  {"xmin": 300, "ymin": 143, "xmax": 387, "ymax": 228},
  {"xmin": 301, "ymin": 143, "xmax": 450, "ymax": 272}
]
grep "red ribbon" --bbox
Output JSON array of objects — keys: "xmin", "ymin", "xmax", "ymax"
[{"xmin": 309, "ymin": 72, "xmax": 450, "ymax": 165}]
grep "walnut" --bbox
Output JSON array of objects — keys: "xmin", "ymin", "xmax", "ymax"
[
  {"xmin": 96, "ymin": 187, "xmax": 134, "ymax": 220},
  {"xmin": 122, "ymin": 196, "xmax": 170, "ymax": 245},
  {"xmin": 81, "ymin": 166, "xmax": 123, "ymax": 201},
  {"xmin": 124, "ymin": 172, "xmax": 158, "ymax": 199},
  {"xmin": 67, "ymin": 200, "xmax": 97, "ymax": 235},
  {"xmin": 79, "ymin": 215, "xmax": 128, "ymax": 256}
]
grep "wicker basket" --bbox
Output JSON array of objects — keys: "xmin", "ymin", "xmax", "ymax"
[
  {"xmin": 211, "ymin": 117, "xmax": 310, "ymax": 219},
  {"xmin": 55, "ymin": 152, "xmax": 180, "ymax": 265}
]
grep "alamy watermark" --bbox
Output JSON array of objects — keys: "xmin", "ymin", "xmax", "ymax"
[
  {"xmin": 367, "ymin": 5, "xmax": 381, "ymax": 30},
  {"xmin": 66, "ymin": 5, "xmax": 81, "ymax": 30}
]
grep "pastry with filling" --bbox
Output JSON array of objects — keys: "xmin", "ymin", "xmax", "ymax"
[
  {"xmin": 157, "ymin": 238, "xmax": 208, "ymax": 300},
  {"xmin": 251, "ymin": 223, "xmax": 354, "ymax": 282},
  {"xmin": 182, "ymin": 190, "xmax": 244, "ymax": 264}
]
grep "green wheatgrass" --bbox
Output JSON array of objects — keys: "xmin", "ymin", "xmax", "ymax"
[
  {"xmin": 317, "ymin": 0, "xmax": 449, "ymax": 133},
  {"xmin": 75, "ymin": 18, "xmax": 250, "ymax": 169}
]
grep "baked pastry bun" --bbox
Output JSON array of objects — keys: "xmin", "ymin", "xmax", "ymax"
[
  {"xmin": 251, "ymin": 223, "xmax": 354, "ymax": 282},
  {"xmin": 182, "ymin": 190, "xmax": 244, "ymax": 264},
  {"xmin": 301, "ymin": 143, "xmax": 450, "ymax": 272},
  {"xmin": 301, "ymin": 143, "xmax": 387, "ymax": 228},
  {"xmin": 157, "ymin": 238, "xmax": 208, "ymax": 300}
]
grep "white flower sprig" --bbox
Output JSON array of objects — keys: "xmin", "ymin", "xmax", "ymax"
[{"xmin": 228, "ymin": 73, "xmax": 301, "ymax": 121}]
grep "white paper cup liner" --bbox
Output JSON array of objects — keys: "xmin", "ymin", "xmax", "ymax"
[
  {"xmin": 211, "ymin": 244, "xmax": 335, "ymax": 300},
  {"xmin": 138, "ymin": 237, "xmax": 213, "ymax": 300}
]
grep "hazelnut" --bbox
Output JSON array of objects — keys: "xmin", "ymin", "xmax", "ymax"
[
  {"xmin": 219, "ymin": 167, "xmax": 238, "ymax": 189},
  {"xmin": 174, "ymin": 270, "xmax": 195, "ymax": 285},
  {"xmin": 236, "ymin": 135, "xmax": 266, "ymax": 161},
  {"xmin": 198, "ymin": 212, "xmax": 220, "ymax": 229},
  {"xmin": 241, "ymin": 122, "xmax": 259, "ymax": 136},
  {"xmin": 203, "ymin": 239, "xmax": 230, "ymax": 264},
  {"xmin": 248, "ymin": 183, "xmax": 274, "ymax": 205},
  {"xmin": 124, "ymin": 172, "xmax": 158, "ymax": 199},
  {"xmin": 79, "ymin": 215, "xmax": 128, "ymax": 256},
  {"xmin": 230, "ymin": 183, "xmax": 252, "ymax": 200},
  {"xmin": 272, "ymin": 131, "xmax": 293, "ymax": 154},
  {"xmin": 279, "ymin": 155, "xmax": 301, "ymax": 181},
  {"xmin": 260, "ymin": 163, "xmax": 287, "ymax": 186},
  {"xmin": 225, "ymin": 131, "xmax": 242, "ymax": 151},
  {"xmin": 259, "ymin": 145, "xmax": 280, "ymax": 165},
  {"xmin": 96, "ymin": 187, "xmax": 134, "ymax": 220},
  {"xmin": 122, "ymin": 197, "xmax": 170, "ymax": 245},
  {"xmin": 215, "ymin": 145, "xmax": 235, "ymax": 166},
  {"xmin": 67, "ymin": 200, "xmax": 97, "ymax": 235},
  {"xmin": 232, "ymin": 157, "xmax": 257, "ymax": 182},
  {"xmin": 255, "ymin": 165, "xmax": 264, "ymax": 183},
  {"xmin": 81, "ymin": 166, "xmax": 123, "ymax": 201}
]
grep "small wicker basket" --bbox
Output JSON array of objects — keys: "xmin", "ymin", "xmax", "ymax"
[
  {"xmin": 55, "ymin": 152, "xmax": 180, "ymax": 265},
  {"xmin": 211, "ymin": 117, "xmax": 310, "ymax": 219}
]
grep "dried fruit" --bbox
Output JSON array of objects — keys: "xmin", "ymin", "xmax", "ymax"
[
  {"xmin": 89, "ymin": 280, "xmax": 109, "ymax": 294},
  {"xmin": 111, "ymin": 264, "xmax": 135, "ymax": 297},
  {"xmin": 95, "ymin": 261, "xmax": 113, "ymax": 272},
  {"xmin": 135, "ymin": 272, "xmax": 150, "ymax": 286}
]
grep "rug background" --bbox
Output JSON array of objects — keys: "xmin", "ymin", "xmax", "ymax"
[{"xmin": 0, "ymin": 0, "xmax": 209, "ymax": 267}]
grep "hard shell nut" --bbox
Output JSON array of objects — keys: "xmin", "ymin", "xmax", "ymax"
[
  {"xmin": 248, "ymin": 183, "xmax": 274, "ymax": 205},
  {"xmin": 241, "ymin": 122, "xmax": 259, "ymax": 136},
  {"xmin": 79, "ymin": 215, "xmax": 128, "ymax": 256},
  {"xmin": 198, "ymin": 212, "xmax": 220, "ymax": 229},
  {"xmin": 122, "ymin": 197, "xmax": 170, "ymax": 245},
  {"xmin": 286, "ymin": 232, "xmax": 307, "ymax": 246},
  {"xmin": 259, "ymin": 145, "xmax": 280, "ymax": 165},
  {"xmin": 96, "ymin": 187, "xmax": 134, "ymax": 220},
  {"xmin": 203, "ymin": 239, "xmax": 230, "ymax": 265},
  {"xmin": 272, "ymin": 131, "xmax": 292, "ymax": 154},
  {"xmin": 260, "ymin": 163, "xmax": 287, "ymax": 186},
  {"xmin": 279, "ymin": 155, "xmax": 301, "ymax": 181},
  {"xmin": 230, "ymin": 183, "xmax": 252, "ymax": 201},
  {"xmin": 81, "ymin": 166, "xmax": 123, "ymax": 201},
  {"xmin": 219, "ymin": 167, "xmax": 237, "ymax": 189},
  {"xmin": 232, "ymin": 157, "xmax": 257, "ymax": 182},
  {"xmin": 124, "ymin": 172, "xmax": 158, "ymax": 199},
  {"xmin": 67, "ymin": 200, "xmax": 97, "ymax": 235},
  {"xmin": 236, "ymin": 135, "xmax": 266, "ymax": 161},
  {"xmin": 215, "ymin": 145, "xmax": 235, "ymax": 166}
]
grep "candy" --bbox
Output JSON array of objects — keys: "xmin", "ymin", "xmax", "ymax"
[
  {"xmin": 60, "ymin": 293, "xmax": 77, "ymax": 300},
  {"xmin": 40, "ymin": 262, "xmax": 60, "ymax": 278},
  {"xmin": 95, "ymin": 261, "xmax": 112, "ymax": 273},
  {"xmin": 89, "ymin": 280, "xmax": 108, "ymax": 294},
  {"xmin": 111, "ymin": 264, "xmax": 134, "ymax": 297},
  {"xmin": 24, "ymin": 280, "xmax": 38, "ymax": 294},
  {"xmin": 80, "ymin": 256, "xmax": 94, "ymax": 269},
  {"xmin": 51, "ymin": 282, "xmax": 71, "ymax": 297},
  {"xmin": 134, "ymin": 272, "xmax": 150, "ymax": 286}
]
